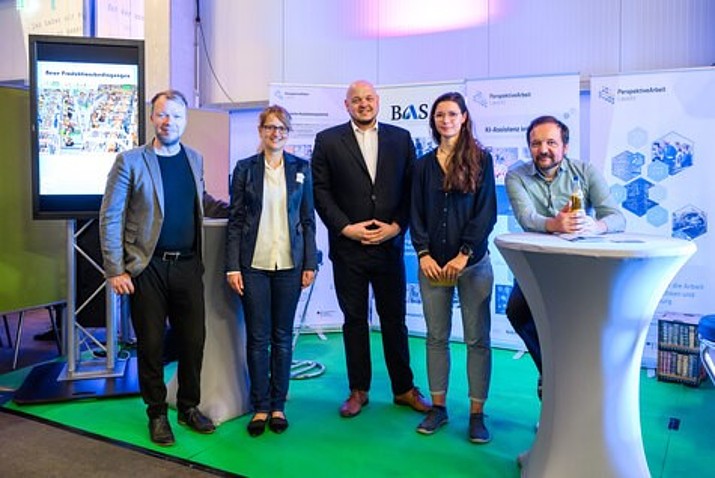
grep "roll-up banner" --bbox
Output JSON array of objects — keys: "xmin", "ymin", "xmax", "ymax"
[
  {"xmin": 466, "ymin": 74, "xmax": 581, "ymax": 349},
  {"xmin": 590, "ymin": 68, "xmax": 715, "ymax": 366},
  {"xmin": 268, "ymin": 84, "xmax": 349, "ymax": 331}
]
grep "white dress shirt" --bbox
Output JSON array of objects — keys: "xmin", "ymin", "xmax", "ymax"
[{"xmin": 351, "ymin": 121, "xmax": 379, "ymax": 183}]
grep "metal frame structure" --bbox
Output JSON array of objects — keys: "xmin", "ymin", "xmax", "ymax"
[
  {"xmin": 290, "ymin": 253, "xmax": 326, "ymax": 380},
  {"xmin": 57, "ymin": 220, "xmax": 128, "ymax": 381}
]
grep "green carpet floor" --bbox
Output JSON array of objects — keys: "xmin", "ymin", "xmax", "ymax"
[{"xmin": 1, "ymin": 332, "xmax": 714, "ymax": 477}]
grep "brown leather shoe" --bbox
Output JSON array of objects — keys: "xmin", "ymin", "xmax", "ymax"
[
  {"xmin": 394, "ymin": 387, "xmax": 431, "ymax": 413},
  {"xmin": 339, "ymin": 390, "xmax": 369, "ymax": 418}
]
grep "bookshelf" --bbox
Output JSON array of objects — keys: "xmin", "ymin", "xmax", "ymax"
[{"xmin": 657, "ymin": 312, "xmax": 704, "ymax": 386}]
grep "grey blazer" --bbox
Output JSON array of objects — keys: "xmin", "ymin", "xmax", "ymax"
[{"xmin": 99, "ymin": 142, "xmax": 207, "ymax": 278}]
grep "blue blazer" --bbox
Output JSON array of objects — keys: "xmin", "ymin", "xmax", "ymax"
[{"xmin": 225, "ymin": 152, "xmax": 317, "ymax": 272}]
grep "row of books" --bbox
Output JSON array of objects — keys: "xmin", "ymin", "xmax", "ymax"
[
  {"xmin": 657, "ymin": 350, "xmax": 703, "ymax": 384},
  {"xmin": 658, "ymin": 320, "xmax": 699, "ymax": 351}
]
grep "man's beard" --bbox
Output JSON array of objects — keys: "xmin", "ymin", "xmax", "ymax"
[
  {"xmin": 536, "ymin": 154, "xmax": 561, "ymax": 175},
  {"xmin": 353, "ymin": 115, "xmax": 376, "ymax": 126},
  {"xmin": 156, "ymin": 134, "xmax": 180, "ymax": 148}
]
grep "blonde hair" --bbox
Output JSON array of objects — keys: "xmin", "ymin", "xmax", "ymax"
[{"xmin": 259, "ymin": 105, "xmax": 292, "ymax": 131}]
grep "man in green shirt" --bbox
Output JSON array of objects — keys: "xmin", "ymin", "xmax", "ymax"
[{"xmin": 504, "ymin": 115, "xmax": 625, "ymax": 388}]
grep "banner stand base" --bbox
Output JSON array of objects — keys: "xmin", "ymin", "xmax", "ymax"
[{"xmin": 12, "ymin": 357, "xmax": 140, "ymax": 405}]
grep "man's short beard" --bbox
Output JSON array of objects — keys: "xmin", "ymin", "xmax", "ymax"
[
  {"xmin": 157, "ymin": 136, "xmax": 180, "ymax": 148},
  {"xmin": 354, "ymin": 117, "xmax": 376, "ymax": 126},
  {"xmin": 536, "ymin": 157, "xmax": 562, "ymax": 175}
]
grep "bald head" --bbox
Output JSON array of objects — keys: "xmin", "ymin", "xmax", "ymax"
[{"xmin": 345, "ymin": 80, "xmax": 379, "ymax": 129}]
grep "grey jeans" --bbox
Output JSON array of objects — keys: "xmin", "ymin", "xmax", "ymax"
[{"xmin": 418, "ymin": 253, "xmax": 493, "ymax": 402}]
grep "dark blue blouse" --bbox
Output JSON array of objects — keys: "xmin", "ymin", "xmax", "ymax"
[{"xmin": 410, "ymin": 148, "xmax": 497, "ymax": 267}]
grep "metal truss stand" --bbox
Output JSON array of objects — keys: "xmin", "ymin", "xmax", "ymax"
[
  {"xmin": 13, "ymin": 220, "xmax": 139, "ymax": 404},
  {"xmin": 290, "ymin": 252, "xmax": 326, "ymax": 380},
  {"xmin": 58, "ymin": 220, "xmax": 127, "ymax": 380}
]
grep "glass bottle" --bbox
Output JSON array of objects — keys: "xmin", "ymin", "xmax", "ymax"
[{"xmin": 570, "ymin": 176, "xmax": 584, "ymax": 212}]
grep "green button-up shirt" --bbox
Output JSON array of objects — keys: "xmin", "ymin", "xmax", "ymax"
[{"xmin": 505, "ymin": 157, "xmax": 625, "ymax": 233}]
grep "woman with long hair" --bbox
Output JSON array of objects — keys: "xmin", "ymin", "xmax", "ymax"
[{"xmin": 410, "ymin": 92, "xmax": 497, "ymax": 443}]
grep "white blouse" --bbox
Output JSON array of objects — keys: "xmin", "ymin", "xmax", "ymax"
[{"xmin": 251, "ymin": 159, "xmax": 294, "ymax": 270}]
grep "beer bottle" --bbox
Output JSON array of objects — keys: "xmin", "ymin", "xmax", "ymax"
[{"xmin": 570, "ymin": 176, "xmax": 584, "ymax": 212}]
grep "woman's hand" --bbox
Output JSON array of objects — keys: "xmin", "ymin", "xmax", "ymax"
[
  {"xmin": 226, "ymin": 272, "xmax": 244, "ymax": 296},
  {"xmin": 419, "ymin": 254, "xmax": 443, "ymax": 282},
  {"xmin": 442, "ymin": 253, "xmax": 468, "ymax": 284},
  {"xmin": 302, "ymin": 270, "xmax": 316, "ymax": 289}
]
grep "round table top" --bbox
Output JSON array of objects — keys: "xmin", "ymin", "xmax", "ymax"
[{"xmin": 495, "ymin": 232, "xmax": 697, "ymax": 258}]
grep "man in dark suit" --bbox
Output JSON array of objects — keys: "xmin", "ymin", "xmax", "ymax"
[
  {"xmin": 100, "ymin": 90, "xmax": 218, "ymax": 445},
  {"xmin": 312, "ymin": 80, "xmax": 430, "ymax": 417}
]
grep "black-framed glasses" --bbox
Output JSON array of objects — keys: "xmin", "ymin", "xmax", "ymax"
[{"xmin": 261, "ymin": 125, "xmax": 288, "ymax": 134}]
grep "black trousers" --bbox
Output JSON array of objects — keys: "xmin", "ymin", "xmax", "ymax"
[
  {"xmin": 130, "ymin": 255, "xmax": 206, "ymax": 419},
  {"xmin": 332, "ymin": 249, "xmax": 414, "ymax": 395},
  {"xmin": 505, "ymin": 281, "xmax": 542, "ymax": 374}
]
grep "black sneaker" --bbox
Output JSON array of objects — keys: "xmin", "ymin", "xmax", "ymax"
[
  {"xmin": 178, "ymin": 407, "xmax": 216, "ymax": 434},
  {"xmin": 537, "ymin": 376, "xmax": 543, "ymax": 401},
  {"xmin": 416, "ymin": 406, "xmax": 448, "ymax": 435},
  {"xmin": 517, "ymin": 449, "xmax": 530, "ymax": 468},
  {"xmin": 468, "ymin": 412, "xmax": 491, "ymax": 444},
  {"xmin": 149, "ymin": 415, "xmax": 175, "ymax": 446}
]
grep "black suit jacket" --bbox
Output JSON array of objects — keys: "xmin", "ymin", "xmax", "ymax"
[{"xmin": 311, "ymin": 121, "xmax": 415, "ymax": 262}]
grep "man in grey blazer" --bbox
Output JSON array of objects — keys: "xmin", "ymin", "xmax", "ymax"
[
  {"xmin": 100, "ymin": 90, "xmax": 218, "ymax": 445},
  {"xmin": 312, "ymin": 80, "xmax": 430, "ymax": 418}
]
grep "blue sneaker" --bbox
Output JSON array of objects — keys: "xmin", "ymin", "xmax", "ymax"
[
  {"xmin": 468, "ymin": 412, "xmax": 491, "ymax": 443},
  {"xmin": 416, "ymin": 406, "xmax": 448, "ymax": 434}
]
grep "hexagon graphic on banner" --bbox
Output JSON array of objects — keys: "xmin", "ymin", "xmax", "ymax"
[
  {"xmin": 646, "ymin": 205, "xmax": 669, "ymax": 228},
  {"xmin": 672, "ymin": 205, "xmax": 707, "ymax": 240},
  {"xmin": 651, "ymin": 132, "xmax": 694, "ymax": 176},
  {"xmin": 610, "ymin": 183, "xmax": 628, "ymax": 203},
  {"xmin": 648, "ymin": 184, "xmax": 667, "ymax": 202},
  {"xmin": 647, "ymin": 160, "xmax": 670, "ymax": 182},
  {"xmin": 622, "ymin": 177, "xmax": 657, "ymax": 217},
  {"xmin": 612, "ymin": 151, "xmax": 645, "ymax": 182},
  {"xmin": 627, "ymin": 127, "xmax": 648, "ymax": 149}
]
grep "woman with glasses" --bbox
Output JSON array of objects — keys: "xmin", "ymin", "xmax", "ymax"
[
  {"xmin": 410, "ymin": 92, "xmax": 497, "ymax": 443},
  {"xmin": 226, "ymin": 105, "xmax": 317, "ymax": 437}
]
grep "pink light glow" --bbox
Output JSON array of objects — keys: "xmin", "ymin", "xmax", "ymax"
[{"xmin": 357, "ymin": 0, "xmax": 491, "ymax": 37}]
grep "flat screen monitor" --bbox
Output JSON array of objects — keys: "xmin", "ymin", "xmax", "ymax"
[{"xmin": 29, "ymin": 35, "xmax": 145, "ymax": 219}]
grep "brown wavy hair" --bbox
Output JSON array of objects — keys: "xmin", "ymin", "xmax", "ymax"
[{"xmin": 429, "ymin": 92, "xmax": 484, "ymax": 194}]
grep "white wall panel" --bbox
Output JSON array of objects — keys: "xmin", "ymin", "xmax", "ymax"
[
  {"xmin": 169, "ymin": 0, "xmax": 195, "ymax": 105},
  {"xmin": 621, "ymin": 0, "xmax": 715, "ymax": 71},
  {"xmin": 198, "ymin": 0, "xmax": 283, "ymax": 104},
  {"xmin": 378, "ymin": 28, "xmax": 489, "ymax": 85},
  {"xmin": 2, "ymin": 1, "xmax": 715, "ymax": 99},
  {"xmin": 96, "ymin": 0, "xmax": 144, "ymax": 40},
  {"xmin": 143, "ymin": 0, "xmax": 170, "ymax": 100},
  {"xmin": 488, "ymin": 0, "xmax": 621, "ymax": 77},
  {"xmin": 375, "ymin": 0, "xmax": 490, "ymax": 84},
  {"xmin": 0, "ymin": 5, "xmax": 27, "ymax": 82},
  {"xmin": 190, "ymin": 0, "xmax": 715, "ymax": 104},
  {"xmin": 283, "ymin": 0, "xmax": 378, "ymax": 85}
]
